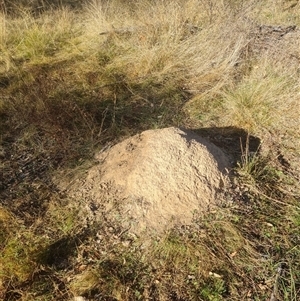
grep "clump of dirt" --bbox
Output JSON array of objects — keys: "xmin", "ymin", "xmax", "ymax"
[{"xmin": 68, "ymin": 127, "xmax": 231, "ymax": 236}]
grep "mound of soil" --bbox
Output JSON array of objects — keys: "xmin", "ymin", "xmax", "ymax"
[{"xmin": 68, "ymin": 127, "xmax": 231, "ymax": 236}]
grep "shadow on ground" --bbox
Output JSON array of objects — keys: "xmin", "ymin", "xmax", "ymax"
[{"xmin": 191, "ymin": 126, "xmax": 261, "ymax": 164}]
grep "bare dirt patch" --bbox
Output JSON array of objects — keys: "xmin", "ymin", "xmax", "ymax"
[
  {"xmin": 68, "ymin": 127, "xmax": 231, "ymax": 236},
  {"xmin": 250, "ymin": 25, "xmax": 300, "ymax": 65}
]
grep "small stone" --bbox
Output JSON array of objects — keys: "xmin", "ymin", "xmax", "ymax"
[
  {"xmin": 74, "ymin": 296, "xmax": 86, "ymax": 301},
  {"xmin": 78, "ymin": 265, "xmax": 87, "ymax": 271}
]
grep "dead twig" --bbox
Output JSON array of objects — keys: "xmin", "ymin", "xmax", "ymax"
[{"xmin": 270, "ymin": 262, "xmax": 283, "ymax": 301}]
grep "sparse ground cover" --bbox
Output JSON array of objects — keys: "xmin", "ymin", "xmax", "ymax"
[{"xmin": 0, "ymin": 0, "xmax": 299, "ymax": 300}]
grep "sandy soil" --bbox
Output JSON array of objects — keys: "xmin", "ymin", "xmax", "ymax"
[{"xmin": 68, "ymin": 127, "xmax": 231, "ymax": 236}]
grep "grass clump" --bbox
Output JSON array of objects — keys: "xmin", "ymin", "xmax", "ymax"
[
  {"xmin": 0, "ymin": 208, "xmax": 50, "ymax": 298},
  {"xmin": 220, "ymin": 61, "xmax": 300, "ymax": 137},
  {"xmin": 0, "ymin": 231, "xmax": 46, "ymax": 283}
]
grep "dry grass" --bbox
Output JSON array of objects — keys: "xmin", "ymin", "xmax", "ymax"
[
  {"xmin": 0, "ymin": 0, "xmax": 300, "ymax": 300},
  {"xmin": 220, "ymin": 60, "xmax": 300, "ymax": 135}
]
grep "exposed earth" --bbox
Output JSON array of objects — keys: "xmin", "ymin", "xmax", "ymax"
[{"xmin": 66, "ymin": 127, "xmax": 231, "ymax": 236}]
